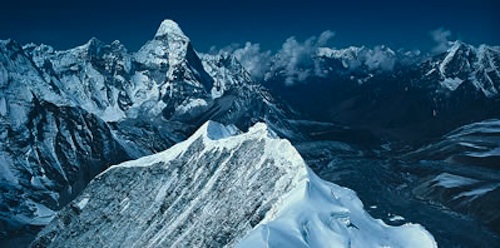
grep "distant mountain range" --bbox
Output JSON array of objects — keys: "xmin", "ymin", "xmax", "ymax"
[{"xmin": 262, "ymin": 40, "xmax": 500, "ymax": 145}]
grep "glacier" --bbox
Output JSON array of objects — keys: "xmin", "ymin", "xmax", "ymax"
[{"xmin": 30, "ymin": 121, "xmax": 436, "ymax": 248}]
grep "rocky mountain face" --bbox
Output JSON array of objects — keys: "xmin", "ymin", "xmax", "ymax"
[
  {"xmin": 30, "ymin": 121, "xmax": 436, "ymax": 248},
  {"xmin": 0, "ymin": 39, "xmax": 132, "ymax": 243}
]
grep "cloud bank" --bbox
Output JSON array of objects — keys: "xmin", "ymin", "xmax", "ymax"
[
  {"xmin": 232, "ymin": 42, "xmax": 272, "ymax": 81},
  {"xmin": 272, "ymin": 33, "xmax": 333, "ymax": 85},
  {"xmin": 211, "ymin": 30, "xmax": 335, "ymax": 85},
  {"xmin": 272, "ymin": 31, "xmax": 336, "ymax": 85},
  {"xmin": 362, "ymin": 46, "xmax": 396, "ymax": 71},
  {"xmin": 209, "ymin": 30, "xmax": 427, "ymax": 85}
]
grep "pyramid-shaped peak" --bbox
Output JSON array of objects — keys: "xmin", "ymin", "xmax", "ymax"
[{"xmin": 155, "ymin": 19, "xmax": 187, "ymax": 38}]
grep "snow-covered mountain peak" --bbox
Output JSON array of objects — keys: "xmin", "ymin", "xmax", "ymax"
[
  {"xmin": 316, "ymin": 46, "xmax": 364, "ymax": 60},
  {"xmin": 419, "ymin": 40, "xmax": 500, "ymax": 96},
  {"xmin": 476, "ymin": 44, "xmax": 500, "ymax": 67},
  {"xmin": 438, "ymin": 41, "xmax": 472, "ymax": 75},
  {"xmin": 0, "ymin": 38, "xmax": 19, "ymax": 49},
  {"xmin": 84, "ymin": 36, "xmax": 102, "ymax": 46},
  {"xmin": 135, "ymin": 19, "xmax": 201, "ymax": 74},
  {"xmin": 135, "ymin": 19, "xmax": 189, "ymax": 65},
  {"xmin": 155, "ymin": 19, "xmax": 187, "ymax": 39},
  {"xmin": 31, "ymin": 120, "xmax": 436, "ymax": 247},
  {"xmin": 131, "ymin": 19, "xmax": 215, "ymax": 104},
  {"xmin": 447, "ymin": 40, "xmax": 469, "ymax": 51}
]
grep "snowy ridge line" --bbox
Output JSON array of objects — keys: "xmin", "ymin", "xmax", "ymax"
[{"xmin": 31, "ymin": 121, "xmax": 436, "ymax": 248}]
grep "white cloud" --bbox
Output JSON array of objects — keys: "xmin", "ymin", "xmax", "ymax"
[
  {"xmin": 430, "ymin": 28, "xmax": 452, "ymax": 53},
  {"xmin": 209, "ymin": 42, "xmax": 271, "ymax": 80},
  {"xmin": 362, "ymin": 46, "xmax": 396, "ymax": 71},
  {"xmin": 273, "ymin": 36, "xmax": 313, "ymax": 85},
  {"xmin": 232, "ymin": 42, "xmax": 272, "ymax": 80},
  {"xmin": 210, "ymin": 43, "xmax": 241, "ymax": 54},
  {"xmin": 270, "ymin": 30, "xmax": 335, "ymax": 85},
  {"xmin": 317, "ymin": 30, "xmax": 335, "ymax": 46},
  {"xmin": 212, "ymin": 30, "xmax": 335, "ymax": 85}
]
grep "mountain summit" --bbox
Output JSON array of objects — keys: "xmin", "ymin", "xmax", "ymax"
[
  {"xmin": 30, "ymin": 121, "xmax": 436, "ymax": 248},
  {"xmin": 154, "ymin": 19, "xmax": 187, "ymax": 38}
]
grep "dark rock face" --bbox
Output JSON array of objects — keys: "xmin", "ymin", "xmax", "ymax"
[{"xmin": 0, "ymin": 98, "xmax": 130, "ymax": 241}]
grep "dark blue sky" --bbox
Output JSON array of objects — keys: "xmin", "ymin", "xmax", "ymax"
[{"xmin": 0, "ymin": 0, "xmax": 498, "ymax": 52}]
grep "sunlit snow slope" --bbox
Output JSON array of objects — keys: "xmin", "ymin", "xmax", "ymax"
[{"xmin": 31, "ymin": 121, "xmax": 436, "ymax": 248}]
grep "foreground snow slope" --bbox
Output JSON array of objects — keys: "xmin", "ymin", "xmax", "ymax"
[{"xmin": 31, "ymin": 121, "xmax": 436, "ymax": 247}]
